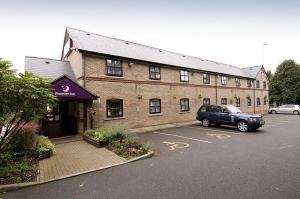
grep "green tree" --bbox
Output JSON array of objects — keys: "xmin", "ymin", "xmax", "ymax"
[
  {"xmin": 0, "ymin": 58, "xmax": 56, "ymax": 152},
  {"xmin": 269, "ymin": 59, "xmax": 300, "ymax": 105},
  {"xmin": 266, "ymin": 70, "xmax": 273, "ymax": 81}
]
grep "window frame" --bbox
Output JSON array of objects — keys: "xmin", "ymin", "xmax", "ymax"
[
  {"xmin": 221, "ymin": 98, "xmax": 227, "ymax": 105},
  {"xmin": 106, "ymin": 99, "xmax": 123, "ymax": 118},
  {"xmin": 263, "ymin": 81, "xmax": 267, "ymax": 89},
  {"xmin": 236, "ymin": 97, "xmax": 241, "ymax": 107},
  {"xmin": 105, "ymin": 58, "xmax": 123, "ymax": 77},
  {"xmin": 247, "ymin": 80, "xmax": 252, "ymax": 88},
  {"xmin": 263, "ymin": 97, "xmax": 267, "ymax": 105},
  {"xmin": 203, "ymin": 73, "xmax": 210, "ymax": 84},
  {"xmin": 235, "ymin": 78, "xmax": 241, "ymax": 87},
  {"xmin": 221, "ymin": 76, "xmax": 227, "ymax": 85},
  {"xmin": 247, "ymin": 98, "xmax": 252, "ymax": 106},
  {"xmin": 149, "ymin": 98, "xmax": 161, "ymax": 114},
  {"xmin": 203, "ymin": 98, "xmax": 210, "ymax": 105},
  {"xmin": 149, "ymin": 65, "xmax": 161, "ymax": 80},
  {"xmin": 180, "ymin": 70, "xmax": 189, "ymax": 82},
  {"xmin": 180, "ymin": 98, "xmax": 190, "ymax": 112},
  {"xmin": 257, "ymin": 97, "xmax": 261, "ymax": 106},
  {"xmin": 256, "ymin": 80, "xmax": 260, "ymax": 88}
]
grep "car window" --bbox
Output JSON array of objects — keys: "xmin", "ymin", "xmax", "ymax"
[
  {"xmin": 279, "ymin": 105, "xmax": 285, "ymax": 108},
  {"xmin": 199, "ymin": 106, "xmax": 208, "ymax": 112}
]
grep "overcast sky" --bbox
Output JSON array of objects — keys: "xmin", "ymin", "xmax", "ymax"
[{"xmin": 0, "ymin": 0, "xmax": 299, "ymax": 73}]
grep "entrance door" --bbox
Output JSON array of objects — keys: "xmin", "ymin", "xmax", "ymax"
[{"xmin": 60, "ymin": 101, "xmax": 77, "ymax": 136}]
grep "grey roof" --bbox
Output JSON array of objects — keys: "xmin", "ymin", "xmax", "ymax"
[
  {"xmin": 66, "ymin": 27, "xmax": 253, "ymax": 78},
  {"xmin": 25, "ymin": 56, "xmax": 77, "ymax": 82},
  {"xmin": 242, "ymin": 65, "xmax": 262, "ymax": 78}
]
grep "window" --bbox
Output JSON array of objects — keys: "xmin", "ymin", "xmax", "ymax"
[
  {"xmin": 180, "ymin": 70, "xmax": 189, "ymax": 82},
  {"xmin": 247, "ymin": 97, "xmax": 252, "ymax": 106},
  {"xmin": 257, "ymin": 98, "xmax": 261, "ymax": 106},
  {"xmin": 149, "ymin": 99, "xmax": 161, "ymax": 114},
  {"xmin": 203, "ymin": 98, "xmax": 210, "ymax": 105},
  {"xmin": 221, "ymin": 76, "xmax": 227, "ymax": 85},
  {"xmin": 149, "ymin": 66, "xmax": 161, "ymax": 80},
  {"xmin": 221, "ymin": 98, "xmax": 227, "ymax": 105},
  {"xmin": 106, "ymin": 59, "xmax": 122, "ymax": 76},
  {"xmin": 256, "ymin": 80, "xmax": 260, "ymax": 88},
  {"xmin": 235, "ymin": 78, "xmax": 241, "ymax": 87},
  {"xmin": 107, "ymin": 99, "xmax": 123, "ymax": 117},
  {"xmin": 263, "ymin": 81, "xmax": 267, "ymax": 89},
  {"xmin": 247, "ymin": 80, "xmax": 252, "ymax": 88},
  {"xmin": 236, "ymin": 98, "xmax": 241, "ymax": 107},
  {"xmin": 203, "ymin": 73, "xmax": 210, "ymax": 84},
  {"xmin": 264, "ymin": 97, "xmax": 267, "ymax": 105},
  {"xmin": 180, "ymin": 98, "xmax": 190, "ymax": 112}
]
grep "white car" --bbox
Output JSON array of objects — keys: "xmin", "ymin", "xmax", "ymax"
[{"xmin": 269, "ymin": 104, "xmax": 300, "ymax": 115}]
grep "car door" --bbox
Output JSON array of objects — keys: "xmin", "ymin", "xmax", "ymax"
[
  {"xmin": 209, "ymin": 106, "xmax": 220, "ymax": 123},
  {"xmin": 218, "ymin": 107, "xmax": 233, "ymax": 125},
  {"xmin": 277, "ymin": 105, "xmax": 286, "ymax": 113}
]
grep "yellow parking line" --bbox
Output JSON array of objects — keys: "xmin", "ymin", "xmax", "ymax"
[{"xmin": 153, "ymin": 132, "xmax": 212, "ymax": 143}]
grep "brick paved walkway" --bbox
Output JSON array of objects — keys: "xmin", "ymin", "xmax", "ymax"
[{"xmin": 39, "ymin": 136, "xmax": 125, "ymax": 183}]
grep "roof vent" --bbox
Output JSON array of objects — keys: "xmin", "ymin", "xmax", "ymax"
[
  {"xmin": 125, "ymin": 42, "xmax": 130, "ymax": 45},
  {"xmin": 159, "ymin": 49, "xmax": 163, "ymax": 52},
  {"xmin": 86, "ymin": 33, "xmax": 91, "ymax": 36},
  {"xmin": 45, "ymin": 61, "xmax": 50, "ymax": 64},
  {"xmin": 182, "ymin": 55, "xmax": 186, "ymax": 57},
  {"xmin": 201, "ymin": 59, "xmax": 204, "ymax": 61}
]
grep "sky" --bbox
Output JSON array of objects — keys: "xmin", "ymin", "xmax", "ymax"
[{"xmin": 0, "ymin": 0, "xmax": 300, "ymax": 73}]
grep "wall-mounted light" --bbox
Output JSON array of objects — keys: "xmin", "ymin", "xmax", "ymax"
[
  {"xmin": 128, "ymin": 61, "xmax": 134, "ymax": 67},
  {"xmin": 137, "ymin": 95, "xmax": 142, "ymax": 100}
]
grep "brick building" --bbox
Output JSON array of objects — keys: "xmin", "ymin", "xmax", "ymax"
[{"xmin": 25, "ymin": 28, "xmax": 269, "ymax": 137}]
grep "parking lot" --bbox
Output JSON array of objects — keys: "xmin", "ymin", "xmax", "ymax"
[{"xmin": 3, "ymin": 114, "xmax": 300, "ymax": 199}]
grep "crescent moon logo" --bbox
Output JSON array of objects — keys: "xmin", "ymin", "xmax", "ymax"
[{"xmin": 61, "ymin": 85, "xmax": 70, "ymax": 93}]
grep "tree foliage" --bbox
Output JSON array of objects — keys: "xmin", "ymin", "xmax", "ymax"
[
  {"xmin": 0, "ymin": 58, "xmax": 56, "ymax": 152},
  {"xmin": 269, "ymin": 59, "xmax": 300, "ymax": 105}
]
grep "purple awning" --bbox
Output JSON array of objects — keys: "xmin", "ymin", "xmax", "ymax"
[{"xmin": 51, "ymin": 75, "xmax": 98, "ymax": 100}]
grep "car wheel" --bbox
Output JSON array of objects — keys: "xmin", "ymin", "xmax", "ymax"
[
  {"xmin": 237, "ymin": 121, "xmax": 249, "ymax": 132},
  {"xmin": 271, "ymin": 110, "xmax": 277, "ymax": 114},
  {"xmin": 293, "ymin": 110, "xmax": 300, "ymax": 115},
  {"xmin": 202, "ymin": 118, "xmax": 210, "ymax": 127}
]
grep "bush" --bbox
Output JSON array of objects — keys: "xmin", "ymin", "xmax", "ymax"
[
  {"xmin": 36, "ymin": 136, "xmax": 56, "ymax": 158},
  {"xmin": 109, "ymin": 137, "xmax": 150, "ymax": 159},
  {"xmin": 8, "ymin": 127, "xmax": 36, "ymax": 156},
  {"xmin": 0, "ymin": 158, "xmax": 32, "ymax": 178},
  {"xmin": 84, "ymin": 128, "xmax": 128, "ymax": 143}
]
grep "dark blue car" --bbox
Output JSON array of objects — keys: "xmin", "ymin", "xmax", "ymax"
[{"xmin": 196, "ymin": 105, "xmax": 265, "ymax": 132}]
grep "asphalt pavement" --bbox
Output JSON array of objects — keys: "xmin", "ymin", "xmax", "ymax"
[{"xmin": 2, "ymin": 114, "xmax": 300, "ymax": 199}]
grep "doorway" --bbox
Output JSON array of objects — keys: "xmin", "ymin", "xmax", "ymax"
[{"xmin": 60, "ymin": 101, "xmax": 78, "ymax": 136}]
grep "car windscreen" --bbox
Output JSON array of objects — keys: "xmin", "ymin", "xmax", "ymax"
[{"xmin": 225, "ymin": 105, "xmax": 242, "ymax": 113}]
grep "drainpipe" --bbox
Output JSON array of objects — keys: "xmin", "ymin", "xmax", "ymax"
[
  {"xmin": 82, "ymin": 51, "xmax": 86, "ymax": 88},
  {"xmin": 215, "ymin": 75, "xmax": 218, "ymax": 104},
  {"xmin": 253, "ymin": 80, "xmax": 256, "ymax": 114}
]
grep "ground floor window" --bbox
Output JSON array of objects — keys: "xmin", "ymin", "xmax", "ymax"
[
  {"xmin": 264, "ymin": 96, "xmax": 267, "ymax": 105},
  {"xmin": 203, "ymin": 98, "xmax": 210, "ymax": 105},
  {"xmin": 221, "ymin": 98, "xmax": 227, "ymax": 105},
  {"xmin": 236, "ymin": 98, "xmax": 241, "ymax": 107},
  {"xmin": 257, "ymin": 98, "xmax": 261, "ymax": 106},
  {"xmin": 149, "ymin": 99, "xmax": 161, "ymax": 114},
  {"xmin": 247, "ymin": 98, "xmax": 252, "ymax": 106},
  {"xmin": 180, "ymin": 98, "xmax": 189, "ymax": 112},
  {"xmin": 107, "ymin": 99, "xmax": 123, "ymax": 117}
]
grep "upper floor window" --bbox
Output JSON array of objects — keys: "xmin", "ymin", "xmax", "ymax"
[
  {"xmin": 247, "ymin": 97, "xmax": 252, "ymax": 106},
  {"xmin": 180, "ymin": 98, "xmax": 190, "ymax": 112},
  {"xmin": 221, "ymin": 98, "xmax": 227, "ymax": 105},
  {"xmin": 203, "ymin": 98, "xmax": 210, "ymax": 105},
  {"xmin": 235, "ymin": 78, "xmax": 241, "ymax": 87},
  {"xmin": 256, "ymin": 80, "xmax": 260, "ymax": 88},
  {"xmin": 221, "ymin": 76, "xmax": 227, "ymax": 85},
  {"xmin": 236, "ymin": 97, "xmax": 241, "ymax": 107},
  {"xmin": 149, "ymin": 99, "xmax": 161, "ymax": 114},
  {"xmin": 264, "ymin": 96, "xmax": 267, "ymax": 105},
  {"xmin": 263, "ymin": 81, "xmax": 267, "ymax": 89},
  {"xmin": 203, "ymin": 73, "xmax": 210, "ymax": 84},
  {"xmin": 107, "ymin": 99, "xmax": 123, "ymax": 118},
  {"xmin": 149, "ymin": 66, "xmax": 161, "ymax": 80},
  {"xmin": 106, "ymin": 59, "xmax": 122, "ymax": 76},
  {"xmin": 257, "ymin": 98, "xmax": 261, "ymax": 106},
  {"xmin": 180, "ymin": 70, "xmax": 189, "ymax": 82},
  {"xmin": 247, "ymin": 80, "xmax": 252, "ymax": 88}
]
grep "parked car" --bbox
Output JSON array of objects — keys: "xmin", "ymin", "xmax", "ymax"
[
  {"xmin": 269, "ymin": 104, "xmax": 300, "ymax": 115},
  {"xmin": 196, "ymin": 105, "xmax": 265, "ymax": 132}
]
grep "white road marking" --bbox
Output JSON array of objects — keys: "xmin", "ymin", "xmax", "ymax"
[
  {"xmin": 187, "ymin": 126, "xmax": 245, "ymax": 135},
  {"xmin": 154, "ymin": 132, "xmax": 212, "ymax": 143},
  {"xmin": 163, "ymin": 141, "xmax": 190, "ymax": 150}
]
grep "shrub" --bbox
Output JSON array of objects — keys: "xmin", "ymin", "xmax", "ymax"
[
  {"xmin": 36, "ymin": 136, "xmax": 56, "ymax": 158},
  {"xmin": 0, "ymin": 158, "xmax": 32, "ymax": 178},
  {"xmin": 8, "ymin": 127, "xmax": 37, "ymax": 156},
  {"xmin": 84, "ymin": 128, "xmax": 128, "ymax": 143}
]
